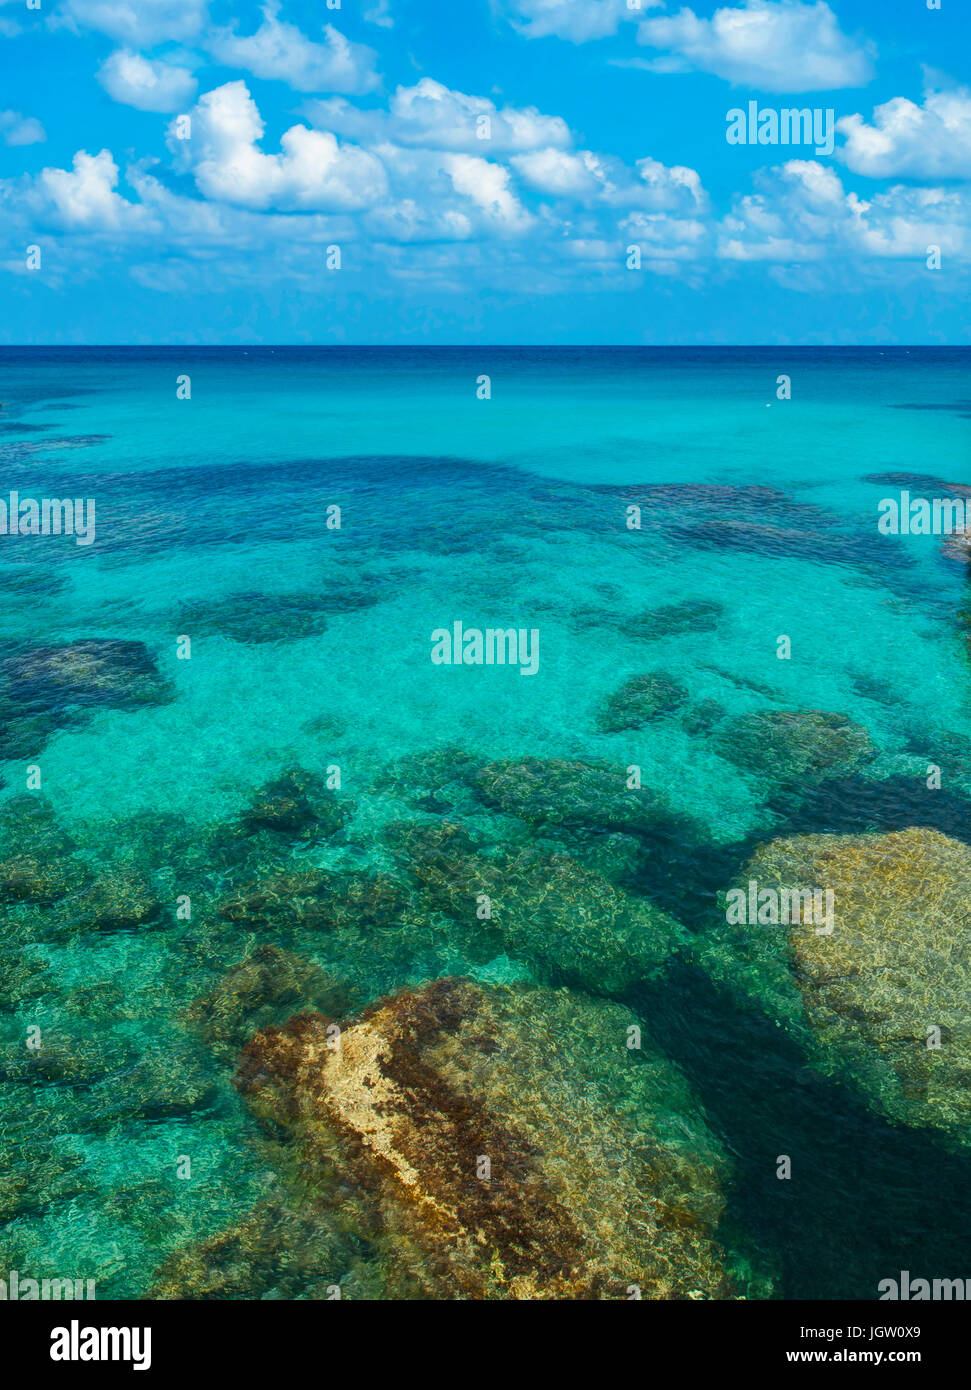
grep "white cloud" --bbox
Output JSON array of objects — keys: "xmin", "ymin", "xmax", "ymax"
[
  {"xmin": 53, "ymin": 0, "xmax": 209, "ymax": 45},
  {"xmin": 638, "ymin": 0, "xmax": 874, "ymax": 92},
  {"xmin": 97, "ymin": 50, "xmax": 197, "ymax": 113},
  {"xmin": 0, "ymin": 110, "xmax": 45, "ymax": 146},
  {"xmin": 18, "ymin": 149, "xmax": 155, "ymax": 232},
  {"xmin": 170, "ymin": 81, "xmax": 387, "ymax": 212},
  {"xmin": 718, "ymin": 159, "xmax": 969, "ymax": 263},
  {"xmin": 511, "ymin": 146, "xmax": 707, "ymax": 210},
  {"xmin": 838, "ymin": 77, "xmax": 971, "ymax": 179},
  {"xmin": 511, "ymin": 147, "xmax": 603, "ymax": 196},
  {"xmin": 621, "ymin": 208, "xmax": 709, "ymax": 257},
  {"xmin": 499, "ymin": 0, "xmax": 658, "ymax": 43},
  {"xmin": 206, "ymin": 6, "xmax": 379, "ymax": 95},
  {"xmin": 364, "ymin": 0, "xmax": 393, "ymax": 27},
  {"xmin": 442, "ymin": 153, "xmax": 534, "ymax": 232},
  {"xmin": 307, "ymin": 78, "xmax": 570, "ymax": 152}
]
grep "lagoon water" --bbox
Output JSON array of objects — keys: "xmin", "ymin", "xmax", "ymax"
[{"xmin": 1, "ymin": 346, "xmax": 970, "ymax": 1298}]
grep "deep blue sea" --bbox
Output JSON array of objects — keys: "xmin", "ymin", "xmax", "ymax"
[{"xmin": 1, "ymin": 346, "xmax": 970, "ymax": 1300}]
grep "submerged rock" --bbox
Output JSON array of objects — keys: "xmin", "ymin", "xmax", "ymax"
[
  {"xmin": 179, "ymin": 585, "xmax": 379, "ymax": 647},
  {"xmin": 0, "ymin": 947, "xmax": 50, "ymax": 1012},
  {"xmin": 0, "ymin": 795, "xmax": 92, "ymax": 917},
  {"xmin": 0, "ymin": 851, "xmax": 88, "ymax": 905},
  {"xmin": 73, "ymin": 865, "xmax": 161, "ymax": 932},
  {"xmin": 472, "ymin": 756, "xmax": 686, "ymax": 835},
  {"xmin": 713, "ymin": 709, "xmax": 875, "ymax": 783},
  {"xmin": 187, "ymin": 945, "xmax": 351, "ymax": 1058},
  {"xmin": 680, "ymin": 698, "xmax": 726, "ymax": 736},
  {"xmin": 235, "ymin": 977, "xmax": 750, "ymax": 1299},
  {"xmin": 631, "ymin": 598, "xmax": 724, "ymax": 639},
  {"xmin": 1, "ymin": 639, "xmax": 173, "ymax": 711},
  {"xmin": 0, "ymin": 1143, "xmax": 91, "ymax": 1222},
  {"xmin": 217, "ymin": 866, "xmax": 408, "ymax": 934},
  {"xmin": 152, "ymin": 1197, "xmax": 352, "ymax": 1300},
  {"xmin": 242, "ymin": 768, "xmax": 348, "ymax": 841},
  {"xmin": 698, "ymin": 827, "xmax": 971, "ymax": 1142},
  {"xmin": 0, "ymin": 640, "xmax": 172, "ymax": 760},
  {"xmin": 388, "ymin": 820, "xmax": 686, "ymax": 994},
  {"xmin": 384, "ymin": 746, "xmax": 481, "ymax": 815},
  {"xmin": 597, "ymin": 672, "xmax": 689, "ymax": 733},
  {"xmin": 178, "ymin": 592, "xmax": 333, "ymax": 644}
]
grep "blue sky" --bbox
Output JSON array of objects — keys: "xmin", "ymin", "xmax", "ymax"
[{"xmin": 0, "ymin": 0, "xmax": 969, "ymax": 343}]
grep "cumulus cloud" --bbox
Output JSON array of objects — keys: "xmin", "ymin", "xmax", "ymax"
[
  {"xmin": 499, "ymin": 0, "xmax": 658, "ymax": 43},
  {"xmin": 838, "ymin": 76, "xmax": 971, "ymax": 179},
  {"xmin": 53, "ymin": 0, "xmax": 209, "ymax": 46},
  {"xmin": 307, "ymin": 78, "xmax": 570, "ymax": 153},
  {"xmin": 442, "ymin": 153, "xmax": 534, "ymax": 232},
  {"xmin": 206, "ymin": 6, "xmax": 379, "ymax": 95},
  {"xmin": 637, "ymin": 0, "xmax": 874, "ymax": 92},
  {"xmin": 0, "ymin": 110, "xmax": 45, "ymax": 146},
  {"xmin": 15, "ymin": 149, "xmax": 155, "ymax": 232},
  {"xmin": 620, "ymin": 208, "xmax": 709, "ymax": 260},
  {"xmin": 718, "ymin": 159, "xmax": 968, "ymax": 262},
  {"xmin": 97, "ymin": 50, "xmax": 197, "ymax": 113},
  {"xmin": 170, "ymin": 81, "xmax": 387, "ymax": 212},
  {"xmin": 511, "ymin": 146, "xmax": 707, "ymax": 211}
]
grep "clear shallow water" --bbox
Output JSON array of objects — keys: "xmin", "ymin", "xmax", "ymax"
[{"xmin": 1, "ymin": 346, "xmax": 970, "ymax": 1299}]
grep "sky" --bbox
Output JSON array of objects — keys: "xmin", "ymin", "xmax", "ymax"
[{"xmin": 0, "ymin": 0, "xmax": 969, "ymax": 343}]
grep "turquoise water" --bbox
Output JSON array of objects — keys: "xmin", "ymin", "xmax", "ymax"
[{"xmin": 1, "ymin": 347, "xmax": 970, "ymax": 1299}]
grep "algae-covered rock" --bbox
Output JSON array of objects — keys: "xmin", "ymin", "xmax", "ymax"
[
  {"xmin": 384, "ymin": 746, "xmax": 481, "ymax": 815},
  {"xmin": 217, "ymin": 866, "xmax": 409, "ymax": 935},
  {"xmin": 1, "ymin": 638, "xmax": 173, "ymax": 710},
  {"xmin": 0, "ymin": 947, "xmax": 50, "ymax": 1012},
  {"xmin": 0, "ymin": 1143, "xmax": 91, "ymax": 1222},
  {"xmin": 0, "ymin": 851, "xmax": 88, "ymax": 905},
  {"xmin": 178, "ymin": 592, "xmax": 332, "ymax": 645},
  {"xmin": 631, "ymin": 599, "xmax": 724, "ymax": 639},
  {"xmin": 152, "ymin": 1198, "xmax": 352, "ymax": 1300},
  {"xmin": 680, "ymin": 698, "xmax": 726, "ymax": 736},
  {"xmin": 187, "ymin": 945, "xmax": 351, "ymax": 1058},
  {"xmin": 236, "ymin": 977, "xmax": 751, "ymax": 1299},
  {"xmin": 697, "ymin": 827, "xmax": 971, "ymax": 1142},
  {"xmin": 713, "ymin": 709, "xmax": 875, "ymax": 783},
  {"xmin": 242, "ymin": 768, "xmax": 348, "ymax": 841},
  {"xmin": 472, "ymin": 756, "xmax": 688, "ymax": 835},
  {"xmin": 388, "ymin": 820, "xmax": 686, "ymax": 994},
  {"xmin": 597, "ymin": 672, "xmax": 689, "ymax": 733},
  {"xmin": 0, "ymin": 795, "xmax": 88, "ymax": 908},
  {"xmin": 73, "ymin": 865, "xmax": 161, "ymax": 931}
]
